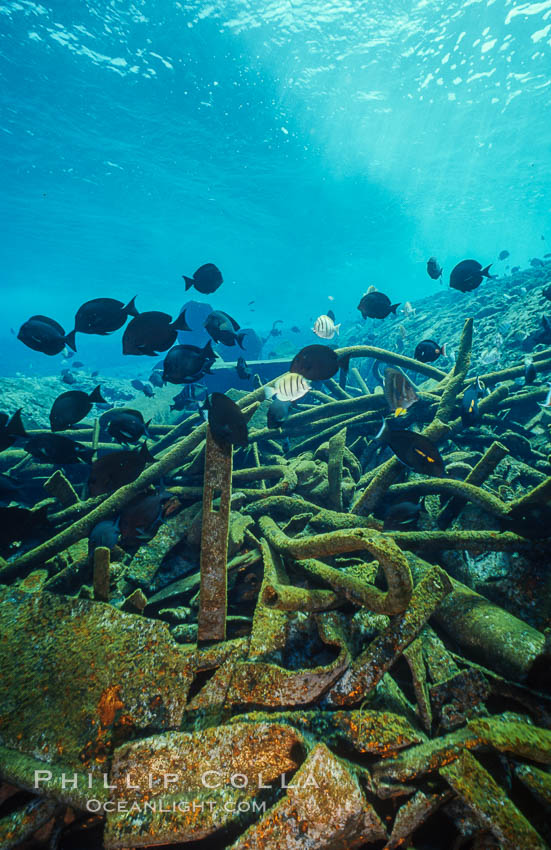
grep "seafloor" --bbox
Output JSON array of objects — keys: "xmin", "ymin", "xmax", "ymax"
[{"xmin": 1, "ymin": 262, "xmax": 551, "ymax": 849}]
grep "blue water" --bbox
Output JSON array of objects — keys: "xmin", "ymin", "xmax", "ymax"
[{"xmin": 1, "ymin": 0, "xmax": 551, "ymax": 376}]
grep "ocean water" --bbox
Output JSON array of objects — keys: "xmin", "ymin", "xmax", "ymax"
[
  {"xmin": 1, "ymin": 0, "xmax": 550, "ymax": 376},
  {"xmin": 3, "ymin": 5, "xmax": 551, "ymax": 850}
]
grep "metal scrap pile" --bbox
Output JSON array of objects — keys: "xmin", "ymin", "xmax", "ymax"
[{"xmin": 1, "ymin": 319, "xmax": 551, "ymax": 849}]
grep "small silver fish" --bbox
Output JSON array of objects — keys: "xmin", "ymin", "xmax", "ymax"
[
  {"xmin": 312, "ymin": 314, "xmax": 340, "ymax": 340},
  {"xmin": 265, "ymin": 373, "xmax": 311, "ymax": 402}
]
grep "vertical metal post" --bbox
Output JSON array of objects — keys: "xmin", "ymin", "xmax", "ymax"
[{"xmin": 197, "ymin": 426, "xmax": 233, "ymax": 644}]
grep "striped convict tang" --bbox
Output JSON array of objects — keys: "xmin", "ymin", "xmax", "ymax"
[
  {"xmin": 265, "ymin": 372, "xmax": 311, "ymax": 402},
  {"xmin": 312, "ymin": 313, "xmax": 340, "ymax": 339}
]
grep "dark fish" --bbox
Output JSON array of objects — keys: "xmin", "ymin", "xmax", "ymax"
[
  {"xmin": 204, "ymin": 310, "xmax": 244, "ymax": 347},
  {"xmin": 123, "ymin": 310, "xmax": 191, "ymax": 356},
  {"xmin": 236, "ymin": 357, "xmax": 251, "ymax": 380},
  {"xmin": 545, "ymin": 253, "xmax": 551, "ymax": 258},
  {"xmin": 291, "ymin": 326, "xmax": 301, "ymax": 333},
  {"xmin": 449, "ymin": 259, "xmax": 494, "ymax": 293},
  {"xmin": 162, "ymin": 341, "xmax": 216, "ymax": 384},
  {"xmin": 267, "ymin": 398, "xmax": 291, "ymax": 429},
  {"xmin": 182, "ymin": 263, "xmax": 223, "ymax": 294},
  {"xmin": 376, "ymin": 421, "xmax": 445, "ymax": 476},
  {"xmin": 524, "ymin": 357, "xmax": 537, "ymax": 385},
  {"xmin": 0, "ymin": 409, "xmax": 27, "ymax": 452},
  {"xmin": 204, "ymin": 393, "xmax": 248, "ymax": 448},
  {"xmin": 88, "ymin": 443, "xmax": 155, "ymax": 496},
  {"xmin": 70, "ymin": 296, "xmax": 138, "ymax": 346},
  {"xmin": 0, "ymin": 472, "xmax": 31, "ymax": 506},
  {"xmin": 88, "ymin": 518, "xmax": 120, "ymax": 555},
  {"xmin": 498, "ymin": 250, "xmax": 510, "ymax": 261},
  {"xmin": 531, "ymin": 258, "xmax": 544, "ymax": 267},
  {"xmin": 100, "ymin": 408, "xmax": 150, "ymax": 445},
  {"xmin": 72, "ymin": 361, "xmax": 84, "ymax": 368},
  {"xmin": 62, "ymin": 372, "xmax": 76, "ymax": 385},
  {"xmin": 0, "ymin": 504, "xmax": 50, "ymax": 550},
  {"xmin": 24, "ymin": 434, "xmax": 93, "ymax": 464},
  {"xmin": 130, "ymin": 379, "xmax": 154, "ymax": 397},
  {"xmin": 18, "ymin": 315, "xmax": 76, "ymax": 356},
  {"xmin": 290, "ymin": 344, "xmax": 339, "ymax": 381},
  {"xmin": 149, "ymin": 371, "xmax": 164, "ymax": 388},
  {"xmin": 505, "ymin": 503, "xmax": 551, "ymax": 539},
  {"xmin": 511, "ymin": 266, "xmax": 520, "ymax": 273},
  {"xmin": 49, "ymin": 385, "xmax": 106, "ymax": 432},
  {"xmin": 461, "ymin": 378, "xmax": 485, "ymax": 427},
  {"xmin": 357, "ymin": 292, "xmax": 400, "ymax": 319},
  {"xmin": 269, "ymin": 320, "xmax": 283, "ymax": 337},
  {"xmin": 426, "ymin": 257, "xmax": 443, "ymax": 280},
  {"xmin": 170, "ymin": 388, "xmax": 192, "ymax": 412},
  {"xmin": 414, "ymin": 339, "xmax": 447, "ymax": 363},
  {"xmin": 91, "ymin": 370, "xmax": 99, "ymax": 378},
  {"xmin": 120, "ymin": 491, "xmax": 165, "ymax": 543},
  {"xmin": 383, "ymin": 367, "xmax": 419, "ymax": 416},
  {"xmin": 383, "ymin": 501, "xmax": 422, "ymax": 531}
]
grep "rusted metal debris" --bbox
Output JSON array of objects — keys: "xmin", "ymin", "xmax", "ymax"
[
  {"xmin": 326, "ymin": 565, "xmax": 452, "ymax": 707},
  {"xmin": 440, "ymin": 750, "xmax": 547, "ymax": 850},
  {"xmin": 198, "ymin": 425, "xmax": 233, "ymax": 643},
  {"xmin": 93, "ymin": 545, "xmax": 110, "ymax": 602},
  {"xmin": 104, "ymin": 723, "xmax": 305, "ymax": 849},
  {"xmin": 229, "ymin": 743, "xmax": 387, "ymax": 849}
]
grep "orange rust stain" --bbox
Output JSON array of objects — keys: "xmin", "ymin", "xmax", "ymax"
[{"xmin": 98, "ymin": 684, "xmax": 124, "ymax": 726}]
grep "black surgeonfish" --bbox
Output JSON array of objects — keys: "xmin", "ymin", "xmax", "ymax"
[
  {"xmin": 524, "ymin": 356, "xmax": 537, "ymax": 385},
  {"xmin": 88, "ymin": 518, "xmax": 120, "ymax": 556},
  {"xmin": 449, "ymin": 259, "xmax": 494, "ymax": 293},
  {"xmin": 414, "ymin": 339, "xmax": 447, "ymax": 363},
  {"xmin": 18, "ymin": 315, "xmax": 77, "ymax": 355},
  {"xmin": 426, "ymin": 257, "xmax": 443, "ymax": 280},
  {"xmin": 357, "ymin": 292, "xmax": 400, "ymax": 319},
  {"xmin": 100, "ymin": 408, "xmax": 150, "ymax": 445},
  {"xmin": 183, "ymin": 263, "xmax": 223, "ymax": 294},
  {"xmin": 162, "ymin": 341, "xmax": 216, "ymax": 384},
  {"xmin": 383, "ymin": 500, "xmax": 423, "ymax": 530},
  {"xmin": 49, "ymin": 386, "xmax": 106, "ymax": 432},
  {"xmin": 119, "ymin": 489, "xmax": 169, "ymax": 543},
  {"xmin": 376, "ymin": 420, "xmax": 445, "ymax": 476},
  {"xmin": 88, "ymin": 443, "xmax": 155, "ymax": 495},
  {"xmin": 69, "ymin": 296, "xmax": 139, "ymax": 346},
  {"xmin": 24, "ymin": 434, "xmax": 93, "ymax": 465},
  {"xmin": 290, "ymin": 345, "xmax": 339, "ymax": 381},
  {"xmin": 204, "ymin": 310, "xmax": 245, "ymax": 347},
  {"xmin": 123, "ymin": 310, "xmax": 191, "ymax": 356},
  {"xmin": 236, "ymin": 357, "xmax": 252, "ymax": 380},
  {"xmin": 0, "ymin": 409, "xmax": 27, "ymax": 452},
  {"xmin": 204, "ymin": 393, "xmax": 248, "ymax": 448}
]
